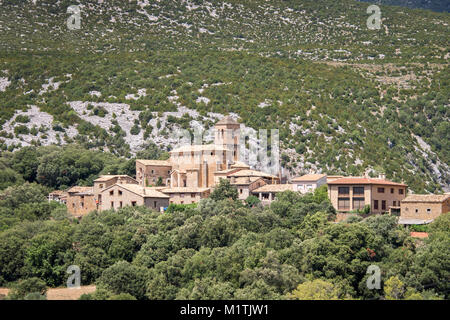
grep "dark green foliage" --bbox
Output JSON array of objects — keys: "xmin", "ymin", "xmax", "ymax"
[
  {"xmin": 210, "ymin": 179, "xmax": 239, "ymax": 201},
  {"xmin": 96, "ymin": 261, "xmax": 148, "ymax": 300},
  {"xmin": 7, "ymin": 277, "xmax": 47, "ymax": 300}
]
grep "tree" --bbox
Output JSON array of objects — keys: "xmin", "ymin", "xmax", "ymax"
[
  {"xmin": 10, "ymin": 146, "xmax": 40, "ymax": 182},
  {"xmin": 245, "ymin": 195, "xmax": 260, "ymax": 208},
  {"xmin": 288, "ymin": 279, "xmax": 340, "ymax": 300},
  {"xmin": 97, "ymin": 261, "xmax": 148, "ymax": 300},
  {"xmin": 7, "ymin": 277, "xmax": 47, "ymax": 300},
  {"xmin": 384, "ymin": 276, "xmax": 405, "ymax": 300},
  {"xmin": 312, "ymin": 184, "xmax": 328, "ymax": 203},
  {"xmin": 210, "ymin": 179, "xmax": 238, "ymax": 201}
]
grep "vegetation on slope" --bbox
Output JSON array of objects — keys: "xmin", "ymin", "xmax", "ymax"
[{"xmin": 0, "ymin": 178, "xmax": 448, "ymax": 300}]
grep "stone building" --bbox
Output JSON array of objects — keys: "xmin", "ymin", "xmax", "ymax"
[
  {"xmin": 230, "ymin": 176, "xmax": 267, "ymax": 200},
  {"xmin": 162, "ymin": 187, "xmax": 211, "ymax": 205},
  {"xmin": 399, "ymin": 194, "xmax": 450, "ymax": 225},
  {"xmin": 292, "ymin": 173, "xmax": 327, "ymax": 194},
  {"xmin": 66, "ymin": 186, "xmax": 96, "ymax": 217},
  {"xmin": 64, "ymin": 117, "xmax": 283, "ymax": 212},
  {"xmin": 136, "ymin": 159, "xmax": 172, "ymax": 186},
  {"xmin": 99, "ymin": 183, "xmax": 169, "ymax": 211},
  {"xmin": 252, "ymin": 184, "xmax": 296, "ymax": 205},
  {"xmin": 327, "ymin": 176, "xmax": 408, "ymax": 214},
  {"xmin": 48, "ymin": 190, "xmax": 67, "ymax": 204}
]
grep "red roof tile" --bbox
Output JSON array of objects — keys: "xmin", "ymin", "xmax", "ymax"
[
  {"xmin": 410, "ymin": 232, "xmax": 429, "ymax": 239},
  {"xmin": 327, "ymin": 177, "xmax": 407, "ymax": 187}
]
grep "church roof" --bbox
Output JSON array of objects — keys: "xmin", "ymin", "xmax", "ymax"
[
  {"xmin": 216, "ymin": 115, "xmax": 239, "ymax": 125},
  {"xmin": 170, "ymin": 144, "xmax": 231, "ymax": 153},
  {"xmin": 228, "ymin": 169, "xmax": 278, "ymax": 179}
]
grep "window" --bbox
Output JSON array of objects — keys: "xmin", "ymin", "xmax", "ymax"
[
  {"xmin": 427, "ymin": 208, "xmax": 431, "ymax": 213},
  {"xmin": 399, "ymin": 189, "xmax": 404, "ymax": 195},
  {"xmin": 118, "ymin": 190, "xmax": 122, "ymax": 196},
  {"xmin": 119, "ymin": 201, "xmax": 122, "ymax": 208},
  {"xmin": 338, "ymin": 198, "xmax": 350, "ymax": 210},
  {"xmin": 353, "ymin": 187, "xmax": 364, "ymax": 195},
  {"xmin": 111, "ymin": 201, "xmax": 114, "ymax": 208},
  {"xmin": 72, "ymin": 203, "xmax": 75, "ymax": 208},
  {"xmin": 180, "ymin": 193, "xmax": 184, "ymax": 198},
  {"xmin": 240, "ymin": 189, "xmax": 243, "ymax": 194},
  {"xmin": 415, "ymin": 208, "xmax": 419, "ymax": 213},
  {"xmin": 151, "ymin": 170, "xmax": 154, "ymax": 174},
  {"xmin": 191, "ymin": 193, "xmax": 196, "ymax": 198},
  {"xmin": 353, "ymin": 198, "xmax": 365, "ymax": 210},
  {"xmin": 338, "ymin": 187, "xmax": 349, "ymax": 195},
  {"xmin": 374, "ymin": 200, "xmax": 379, "ymax": 210},
  {"xmin": 154, "ymin": 201, "xmax": 157, "ymax": 208},
  {"xmin": 131, "ymin": 201, "xmax": 137, "ymax": 207},
  {"xmin": 391, "ymin": 188, "xmax": 394, "ymax": 194},
  {"xmin": 168, "ymin": 170, "xmax": 170, "ymax": 174},
  {"xmin": 99, "ymin": 184, "xmax": 103, "ymax": 189},
  {"xmin": 81, "ymin": 202, "xmax": 84, "ymax": 208},
  {"xmin": 378, "ymin": 187, "xmax": 385, "ymax": 193},
  {"xmin": 109, "ymin": 190, "xmax": 114, "ymax": 196},
  {"xmin": 382, "ymin": 200, "xmax": 386, "ymax": 210},
  {"xmin": 393, "ymin": 201, "xmax": 396, "ymax": 206}
]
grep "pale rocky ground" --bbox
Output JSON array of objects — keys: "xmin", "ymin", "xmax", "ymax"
[
  {"xmin": 0, "ymin": 77, "xmax": 11, "ymax": 92},
  {"xmin": 3, "ymin": 101, "xmax": 448, "ymax": 189},
  {"xmin": 2, "ymin": 105, "xmax": 78, "ymax": 148}
]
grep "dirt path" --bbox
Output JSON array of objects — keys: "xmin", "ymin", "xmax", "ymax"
[{"xmin": 0, "ymin": 285, "xmax": 96, "ymax": 300}]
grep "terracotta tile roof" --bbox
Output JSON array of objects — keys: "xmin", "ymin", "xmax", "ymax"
[
  {"xmin": 161, "ymin": 187, "xmax": 210, "ymax": 193},
  {"xmin": 327, "ymin": 177, "xmax": 407, "ymax": 187},
  {"xmin": 136, "ymin": 159, "xmax": 172, "ymax": 166},
  {"xmin": 170, "ymin": 144, "xmax": 231, "ymax": 153},
  {"xmin": 292, "ymin": 173, "xmax": 326, "ymax": 182},
  {"xmin": 215, "ymin": 168, "xmax": 240, "ymax": 175},
  {"xmin": 123, "ymin": 184, "xmax": 170, "ymax": 198},
  {"xmin": 230, "ymin": 161, "xmax": 250, "ymax": 169},
  {"xmin": 49, "ymin": 190, "xmax": 66, "ymax": 195},
  {"xmin": 252, "ymin": 184, "xmax": 296, "ymax": 193},
  {"xmin": 94, "ymin": 175, "xmax": 137, "ymax": 182},
  {"xmin": 402, "ymin": 194, "xmax": 450, "ymax": 203},
  {"xmin": 103, "ymin": 184, "xmax": 169, "ymax": 198},
  {"xmin": 230, "ymin": 176, "xmax": 264, "ymax": 185},
  {"xmin": 410, "ymin": 232, "xmax": 429, "ymax": 239},
  {"xmin": 67, "ymin": 186, "xmax": 94, "ymax": 194},
  {"xmin": 228, "ymin": 169, "xmax": 278, "ymax": 179},
  {"xmin": 216, "ymin": 115, "xmax": 239, "ymax": 125}
]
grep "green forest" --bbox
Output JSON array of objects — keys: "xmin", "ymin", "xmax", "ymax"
[{"xmin": 0, "ymin": 144, "xmax": 448, "ymax": 300}]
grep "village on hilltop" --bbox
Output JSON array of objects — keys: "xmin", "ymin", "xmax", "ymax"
[{"xmin": 48, "ymin": 117, "xmax": 450, "ymax": 227}]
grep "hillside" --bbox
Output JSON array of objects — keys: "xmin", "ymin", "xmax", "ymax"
[
  {"xmin": 0, "ymin": 0, "xmax": 449, "ymax": 193},
  {"xmin": 360, "ymin": 0, "xmax": 450, "ymax": 12}
]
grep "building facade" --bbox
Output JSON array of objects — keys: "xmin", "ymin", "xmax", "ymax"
[
  {"xmin": 292, "ymin": 173, "xmax": 327, "ymax": 194},
  {"xmin": 252, "ymin": 184, "xmax": 296, "ymax": 205},
  {"xmin": 399, "ymin": 194, "xmax": 450, "ymax": 225},
  {"xmin": 66, "ymin": 186, "xmax": 96, "ymax": 217},
  {"xmin": 328, "ymin": 177, "xmax": 407, "ymax": 214},
  {"xmin": 136, "ymin": 160, "xmax": 172, "ymax": 187},
  {"xmin": 162, "ymin": 187, "xmax": 211, "ymax": 205},
  {"xmin": 99, "ymin": 183, "xmax": 169, "ymax": 211}
]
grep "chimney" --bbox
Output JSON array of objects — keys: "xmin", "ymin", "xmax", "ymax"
[{"xmin": 378, "ymin": 173, "xmax": 386, "ymax": 180}]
